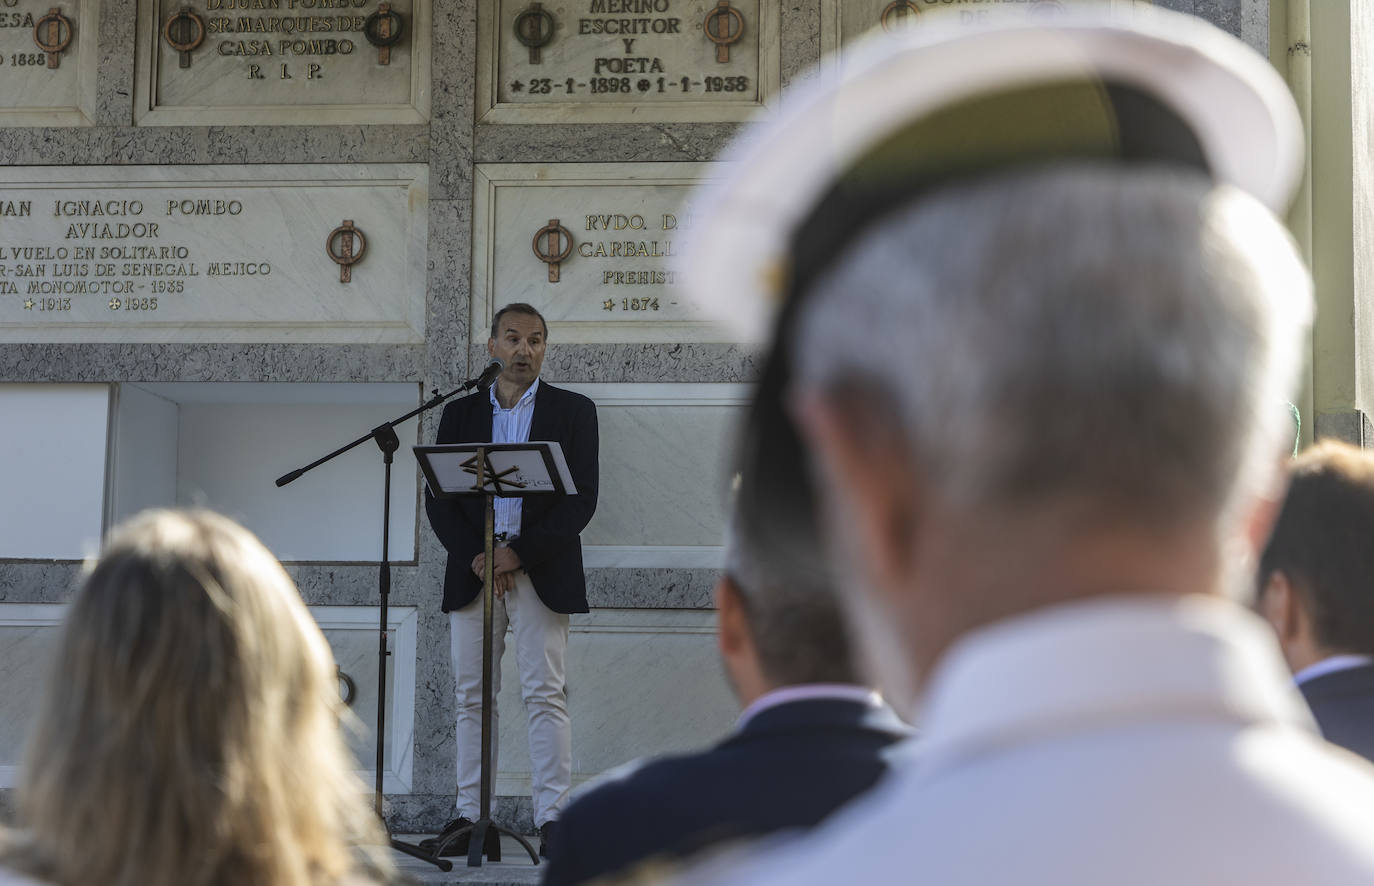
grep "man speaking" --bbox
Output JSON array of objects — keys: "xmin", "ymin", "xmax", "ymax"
[{"xmin": 422, "ymin": 302, "xmax": 599, "ymax": 859}]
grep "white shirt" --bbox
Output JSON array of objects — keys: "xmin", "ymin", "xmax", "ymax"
[
  {"xmin": 676, "ymin": 594, "xmax": 1374, "ymax": 886},
  {"xmin": 736, "ymin": 684, "xmax": 882, "ymax": 729},
  {"xmin": 1295, "ymin": 654, "xmax": 1374, "ymax": 686},
  {"xmin": 489, "ymin": 377, "xmax": 539, "ymax": 539}
]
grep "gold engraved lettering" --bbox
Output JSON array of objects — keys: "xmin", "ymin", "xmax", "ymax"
[{"xmin": 63, "ymin": 222, "xmax": 160, "ymax": 240}]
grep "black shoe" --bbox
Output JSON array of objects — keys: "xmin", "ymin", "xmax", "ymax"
[
  {"xmin": 418, "ymin": 816, "xmax": 496, "ymax": 858},
  {"xmin": 539, "ymin": 820, "xmax": 558, "ymax": 859}
]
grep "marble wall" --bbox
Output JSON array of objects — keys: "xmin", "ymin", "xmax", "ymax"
[{"xmin": 0, "ymin": 0, "xmax": 1267, "ymax": 835}]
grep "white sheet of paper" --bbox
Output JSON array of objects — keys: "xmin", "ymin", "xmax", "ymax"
[
  {"xmin": 530, "ymin": 441, "xmax": 577, "ymax": 495},
  {"xmin": 419, "ymin": 442, "xmax": 576, "ymax": 496}
]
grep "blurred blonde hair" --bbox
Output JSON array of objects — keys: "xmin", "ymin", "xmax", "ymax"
[{"xmin": 3, "ymin": 509, "xmax": 392, "ymax": 886}]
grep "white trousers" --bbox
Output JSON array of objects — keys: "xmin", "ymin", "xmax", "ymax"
[{"xmin": 449, "ymin": 569, "xmax": 571, "ymax": 826}]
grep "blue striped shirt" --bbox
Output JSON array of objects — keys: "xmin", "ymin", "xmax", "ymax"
[{"xmin": 490, "ymin": 377, "xmax": 539, "ymax": 539}]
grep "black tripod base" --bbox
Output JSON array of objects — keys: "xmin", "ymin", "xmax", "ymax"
[
  {"xmin": 434, "ymin": 818, "xmax": 541, "ymax": 868},
  {"xmin": 392, "ymin": 837, "xmax": 454, "ymax": 872}
]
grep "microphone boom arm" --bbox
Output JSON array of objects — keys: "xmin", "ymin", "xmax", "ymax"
[{"xmin": 275, "ymin": 365, "xmax": 501, "ymax": 488}]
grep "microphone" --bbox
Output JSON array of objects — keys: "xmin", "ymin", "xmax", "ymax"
[{"xmin": 467, "ymin": 358, "xmax": 505, "ymax": 391}]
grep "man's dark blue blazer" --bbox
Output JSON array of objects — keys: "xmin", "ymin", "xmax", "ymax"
[
  {"xmin": 1300, "ymin": 663, "xmax": 1374, "ymax": 764},
  {"xmin": 541, "ymin": 695, "xmax": 912, "ymax": 886},
  {"xmin": 424, "ymin": 380, "xmax": 599, "ymax": 614}
]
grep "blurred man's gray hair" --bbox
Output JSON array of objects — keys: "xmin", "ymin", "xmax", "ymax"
[
  {"xmin": 722, "ymin": 513, "xmax": 858, "ymax": 687},
  {"xmin": 795, "ymin": 164, "xmax": 1311, "ymax": 536}
]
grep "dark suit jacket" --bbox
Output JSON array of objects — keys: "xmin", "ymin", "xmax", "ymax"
[
  {"xmin": 1300, "ymin": 663, "xmax": 1374, "ymax": 764},
  {"xmin": 541, "ymin": 696, "xmax": 913, "ymax": 886},
  {"xmin": 424, "ymin": 380, "xmax": 599, "ymax": 614}
]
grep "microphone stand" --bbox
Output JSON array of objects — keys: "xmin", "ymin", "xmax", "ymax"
[{"xmin": 276, "ymin": 368, "xmax": 498, "ymax": 873}]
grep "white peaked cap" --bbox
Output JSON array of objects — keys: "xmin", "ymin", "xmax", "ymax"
[{"xmin": 678, "ymin": 5, "xmax": 1304, "ymax": 343}]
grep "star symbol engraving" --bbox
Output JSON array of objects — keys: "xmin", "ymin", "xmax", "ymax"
[
  {"xmin": 109, "ymin": 298, "xmax": 121, "ymax": 310},
  {"xmin": 510, "ymin": 80, "xmax": 524, "ymax": 92},
  {"xmin": 603, "ymin": 299, "xmax": 615, "ymax": 311},
  {"xmin": 23, "ymin": 298, "xmax": 34, "ymax": 309}
]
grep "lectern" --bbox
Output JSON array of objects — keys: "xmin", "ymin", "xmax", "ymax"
[{"xmin": 415, "ymin": 440, "xmax": 576, "ymax": 867}]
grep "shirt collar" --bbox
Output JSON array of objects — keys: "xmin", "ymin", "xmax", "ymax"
[
  {"xmin": 913, "ymin": 594, "xmax": 1316, "ymax": 773},
  {"xmin": 737, "ymin": 684, "xmax": 882, "ymax": 729},
  {"xmin": 490, "ymin": 376, "xmax": 539, "ymax": 411},
  {"xmin": 1294, "ymin": 654, "xmax": 1374, "ymax": 686}
]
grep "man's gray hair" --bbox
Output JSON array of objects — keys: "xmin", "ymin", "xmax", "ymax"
[
  {"xmin": 794, "ymin": 164, "xmax": 1311, "ymax": 529},
  {"xmin": 723, "ymin": 507, "xmax": 859, "ymax": 686}
]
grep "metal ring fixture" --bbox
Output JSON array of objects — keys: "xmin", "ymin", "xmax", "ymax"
[
  {"xmin": 163, "ymin": 6, "xmax": 204, "ymax": 54},
  {"xmin": 327, "ymin": 219, "xmax": 367, "ymax": 283},
  {"xmin": 327, "ymin": 222, "xmax": 368, "ymax": 266},
  {"xmin": 1028, "ymin": 0, "xmax": 1066, "ymax": 18},
  {"xmin": 33, "ymin": 7, "xmax": 73, "ymax": 58},
  {"xmin": 338, "ymin": 667, "xmax": 357, "ymax": 707},
  {"xmin": 513, "ymin": 4, "xmax": 555, "ymax": 49},
  {"xmin": 363, "ymin": 5, "xmax": 404, "ymax": 47},
  {"xmin": 703, "ymin": 2, "xmax": 744, "ymax": 46},
  {"xmin": 532, "ymin": 218, "xmax": 572, "ymax": 283},
  {"xmin": 880, "ymin": 0, "xmax": 920, "ymax": 31},
  {"xmin": 531, "ymin": 220, "xmax": 573, "ymax": 263}
]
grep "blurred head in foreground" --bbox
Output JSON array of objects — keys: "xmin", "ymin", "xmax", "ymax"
[
  {"xmin": 716, "ymin": 487, "xmax": 861, "ymax": 706},
  {"xmin": 4, "ymin": 509, "xmax": 391, "ymax": 886},
  {"xmin": 682, "ymin": 8, "xmax": 1311, "ymax": 713},
  {"xmin": 1259, "ymin": 440, "xmax": 1374, "ymax": 672},
  {"xmin": 1257, "ymin": 440, "xmax": 1374, "ymax": 762},
  {"xmin": 794, "ymin": 163, "xmax": 1308, "ymax": 703}
]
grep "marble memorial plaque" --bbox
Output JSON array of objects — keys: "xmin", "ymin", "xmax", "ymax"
[
  {"xmin": 821, "ymin": 0, "xmax": 1151, "ymax": 63},
  {"xmin": 496, "ymin": 609, "xmax": 737, "ymax": 795},
  {"xmin": 476, "ymin": 0, "xmax": 779, "ymax": 123},
  {"xmin": 0, "ymin": 164, "xmax": 427, "ymax": 344},
  {"xmin": 133, "ymin": 0, "xmax": 430, "ymax": 125},
  {"xmin": 563, "ymin": 382, "xmax": 743, "ymax": 568},
  {"xmin": 0, "ymin": 0, "xmax": 98, "ymax": 125},
  {"xmin": 473, "ymin": 162, "xmax": 729, "ymax": 344}
]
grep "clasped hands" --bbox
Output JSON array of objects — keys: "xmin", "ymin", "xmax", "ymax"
[{"xmin": 471, "ymin": 545, "xmax": 522, "ymax": 598}]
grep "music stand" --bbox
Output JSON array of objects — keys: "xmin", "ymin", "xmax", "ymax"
[{"xmin": 415, "ymin": 440, "xmax": 576, "ymax": 868}]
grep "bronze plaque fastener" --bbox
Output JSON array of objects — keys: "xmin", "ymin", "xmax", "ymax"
[
  {"xmin": 880, "ymin": 1, "xmax": 920, "ymax": 31},
  {"xmin": 327, "ymin": 220, "xmax": 367, "ymax": 283},
  {"xmin": 33, "ymin": 7, "xmax": 73, "ymax": 69},
  {"xmin": 703, "ymin": 0, "xmax": 743, "ymax": 64},
  {"xmin": 531, "ymin": 218, "xmax": 572, "ymax": 284},
  {"xmin": 363, "ymin": 2, "xmax": 405, "ymax": 65},
  {"xmin": 514, "ymin": 2, "xmax": 555, "ymax": 64},
  {"xmin": 163, "ymin": 6, "xmax": 205, "ymax": 69}
]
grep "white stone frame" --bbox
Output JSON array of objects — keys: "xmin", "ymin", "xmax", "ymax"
[
  {"xmin": 0, "ymin": 0, "xmax": 100, "ymax": 126},
  {"xmin": 475, "ymin": 0, "xmax": 781, "ymax": 124},
  {"xmin": 0, "ymin": 604, "xmax": 67, "ymax": 789},
  {"xmin": 0, "ymin": 604, "xmax": 418, "ymax": 794},
  {"xmin": 494, "ymin": 608, "xmax": 731, "ymax": 796},
  {"xmin": 313, "ymin": 604, "xmax": 419, "ymax": 794},
  {"xmin": 132, "ymin": 0, "xmax": 432, "ymax": 126},
  {"xmin": 819, "ymin": 0, "xmax": 1153, "ymax": 69},
  {"xmin": 0, "ymin": 164, "xmax": 428, "ymax": 345},
  {"xmin": 560, "ymin": 381, "xmax": 749, "ymax": 569},
  {"xmin": 472, "ymin": 161, "xmax": 732, "ymax": 344}
]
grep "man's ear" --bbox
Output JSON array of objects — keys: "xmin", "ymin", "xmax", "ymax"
[
  {"xmin": 1258, "ymin": 570, "xmax": 1303, "ymax": 646},
  {"xmin": 792, "ymin": 390, "xmax": 920, "ymax": 602},
  {"xmin": 715, "ymin": 576, "xmax": 749, "ymax": 660},
  {"xmin": 487, "ymin": 337, "xmax": 497, "ymax": 358}
]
